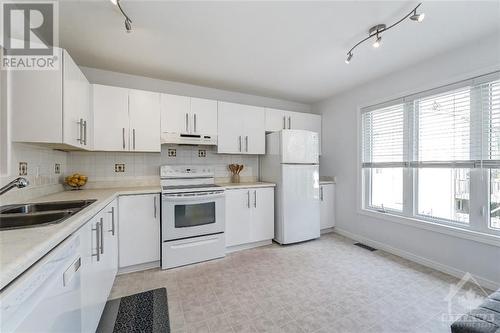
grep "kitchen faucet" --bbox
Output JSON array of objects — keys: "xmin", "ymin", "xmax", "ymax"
[{"xmin": 0, "ymin": 177, "xmax": 29, "ymax": 195}]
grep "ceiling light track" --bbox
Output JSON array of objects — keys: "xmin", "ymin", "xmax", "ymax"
[
  {"xmin": 345, "ymin": 3, "xmax": 424, "ymax": 64},
  {"xmin": 110, "ymin": 0, "xmax": 133, "ymax": 33}
]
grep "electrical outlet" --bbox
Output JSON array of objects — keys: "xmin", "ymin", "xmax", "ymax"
[
  {"xmin": 198, "ymin": 149, "xmax": 206, "ymax": 158},
  {"xmin": 19, "ymin": 162, "xmax": 27, "ymax": 176},
  {"xmin": 115, "ymin": 163, "xmax": 125, "ymax": 172},
  {"xmin": 54, "ymin": 163, "xmax": 61, "ymax": 174},
  {"xmin": 168, "ymin": 148, "xmax": 176, "ymax": 157}
]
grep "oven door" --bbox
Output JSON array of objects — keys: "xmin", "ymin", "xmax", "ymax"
[{"xmin": 162, "ymin": 190, "xmax": 225, "ymax": 241}]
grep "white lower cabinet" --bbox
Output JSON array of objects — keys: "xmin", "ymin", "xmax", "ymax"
[
  {"xmin": 81, "ymin": 199, "xmax": 118, "ymax": 333},
  {"xmin": 225, "ymin": 187, "xmax": 274, "ymax": 247},
  {"xmin": 320, "ymin": 183, "xmax": 335, "ymax": 229},
  {"xmin": 118, "ymin": 194, "xmax": 160, "ymax": 269}
]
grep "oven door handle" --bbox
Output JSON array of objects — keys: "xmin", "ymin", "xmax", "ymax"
[{"xmin": 162, "ymin": 192, "xmax": 225, "ymax": 201}]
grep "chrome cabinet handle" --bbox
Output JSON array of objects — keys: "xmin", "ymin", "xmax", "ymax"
[
  {"xmin": 320, "ymin": 186, "xmax": 324, "ymax": 201},
  {"xmin": 185, "ymin": 113, "xmax": 189, "ymax": 132},
  {"xmin": 283, "ymin": 116, "xmax": 286, "ymax": 129},
  {"xmin": 83, "ymin": 120, "xmax": 87, "ymax": 145},
  {"xmin": 77, "ymin": 119, "xmax": 83, "ymax": 144},
  {"xmin": 194, "ymin": 113, "xmax": 197, "ymax": 133},
  {"xmin": 153, "ymin": 196, "xmax": 157, "ymax": 218},
  {"xmin": 122, "ymin": 128, "xmax": 126, "ymax": 149},
  {"xmin": 133, "ymin": 129, "xmax": 136, "ymax": 150},
  {"xmin": 92, "ymin": 221, "xmax": 100, "ymax": 261},
  {"xmin": 254, "ymin": 190, "xmax": 257, "ymax": 208},
  {"xmin": 288, "ymin": 116, "xmax": 291, "ymax": 129},
  {"xmin": 100, "ymin": 217, "xmax": 104, "ymax": 254},
  {"xmin": 247, "ymin": 190, "xmax": 250, "ymax": 208},
  {"xmin": 108, "ymin": 207, "xmax": 115, "ymax": 236},
  {"xmin": 238, "ymin": 136, "xmax": 242, "ymax": 152},
  {"xmin": 245, "ymin": 136, "xmax": 248, "ymax": 152}
]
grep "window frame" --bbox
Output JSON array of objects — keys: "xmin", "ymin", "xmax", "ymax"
[{"xmin": 359, "ymin": 71, "xmax": 500, "ymax": 242}]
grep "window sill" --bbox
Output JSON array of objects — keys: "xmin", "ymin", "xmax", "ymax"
[{"xmin": 358, "ymin": 208, "xmax": 500, "ymax": 247}]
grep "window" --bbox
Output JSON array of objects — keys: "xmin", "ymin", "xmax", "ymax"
[{"xmin": 361, "ymin": 72, "xmax": 500, "ymax": 236}]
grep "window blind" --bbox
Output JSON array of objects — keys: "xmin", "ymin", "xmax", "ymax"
[
  {"xmin": 362, "ymin": 103, "xmax": 406, "ymax": 167},
  {"xmin": 482, "ymin": 80, "xmax": 500, "ymax": 165}
]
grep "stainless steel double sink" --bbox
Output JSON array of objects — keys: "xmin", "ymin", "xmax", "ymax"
[{"xmin": 0, "ymin": 200, "xmax": 96, "ymax": 231}]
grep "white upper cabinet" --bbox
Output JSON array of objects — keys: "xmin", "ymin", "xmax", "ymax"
[
  {"xmin": 92, "ymin": 85, "xmax": 160, "ymax": 152},
  {"xmin": 265, "ymin": 108, "xmax": 322, "ymax": 154},
  {"xmin": 92, "ymin": 85, "xmax": 130, "ymax": 151},
  {"xmin": 129, "ymin": 89, "xmax": 161, "ymax": 152},
  {"xmin": 217, "ymin": 102, "xmax": 265, "ymax": 154},
  {"xmin": 160, "ymin": 94, "xmax": 217, "ymax": 135},
  {"xmin": 11, "ymin": 48, "xmax": 91, "ymax": 149}
]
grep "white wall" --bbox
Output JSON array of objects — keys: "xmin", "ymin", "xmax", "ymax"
[
  {"xmin": 314, "ymin": 34, "xmax": 500, "ymax": 288},
  {"xmin": 81, "ymin": 66, "xmax": 311, "ymax": 113}
]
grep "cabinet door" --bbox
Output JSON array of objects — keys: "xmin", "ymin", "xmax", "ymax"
[
  {"xmin": 225, "ymin": 189, "xmax": 252, "ymax": 247},
  {"xmin": 81, "ymin": 215, "xmax": 107, "ymax": 333},
  {"xmin": 217, "ymin": 102, "xmax": 244, "ymax": 153},
  {"xmin": 10, "ymin": 48, "xmax": 63, "ymax": 144},
  {"xmin": 63, "ymin": 50, "xmax": 90, "ymax": 149},
  {"xmin": 160, "ymin": 94, "xmax": 190, "ymax": 134},
  {"xmin": 191, "ymin": 97, "xmax": 217, "ymax": 135},
  {"xmin": 320, "ymin": 184, "xmax": 335, "ymax": 229},
  {"xmin": 92, "ymin": 84, "xmax": 130, "ymax": 151},
  {"xmin": 243, "ymin": 106, "xmax": 266, "ymax": 154},
  {"xmin": 129, "ymin": 89, "xmax": 161, "ymax": 152},
  {"xmin": 102, "ymin": 200, "xmax": 118, "ymax": 292},
  {"xmin": 250, "ymin": 188, "xmax": 275, "ymax": 242},
  {"xmin": 119, "ymin": 194, "xmax": 160, "ymax": 268},
  {"xmin": 265, "ymin": 108, "xmax": 288, "ymax": 132}
]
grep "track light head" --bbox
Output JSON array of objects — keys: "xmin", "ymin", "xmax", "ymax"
[
  {"xmin": 410, "ymin": 10, "xmax": 425, "ymax": 22},
  {"xmin": 124, "ymin": 18, "xmax": 132, "ymax": 33},
  {"xmin": 345, "ymin": 52, "xmax": 353, "ymax": 64},
  {"xmin": 372, "ymin": 34, "xmax": 382, "ymax": 48}
]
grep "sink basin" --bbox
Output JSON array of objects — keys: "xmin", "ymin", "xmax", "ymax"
[
  {"xmin": 0, "ymin": 200, "xmax": 96, "ymax": 214},
  {"xmin": 0, "ymin": 211, "xmax": 74, "ymax": 230},
  {"xmin": 0, "ymin": 199, "xmax": 96, "ymax": 230}
]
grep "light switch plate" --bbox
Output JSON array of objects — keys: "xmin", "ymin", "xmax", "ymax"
[
  {"xmin": 168, "ymin": 149, "xmax": 176, "ymax": 157},
  {"xmin": 198, "ymin": 149, "xmax": 206, "ymax": 157},
  {"xmin": 115, "ymin": 164, "xmax": 125, "ymax": 172},
  {"xmin": 19, "ymin": 162, "xmax": 27, "ymax": 176}
]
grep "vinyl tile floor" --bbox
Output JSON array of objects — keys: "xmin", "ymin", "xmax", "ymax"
[{"xmin": 109, "ymin": 233, "xmax": 491, "ymax": 333}]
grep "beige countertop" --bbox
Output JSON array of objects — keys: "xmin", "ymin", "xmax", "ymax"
[
  {"xmin": 217, "ymin": 182, "xmax": 276, "ymax": 189},
  {"xmin": 319, "ymin": 176, "xmax": 335, "ymax": 185},
  {"xmin": 0, "ymin": 186, "xmax": 160, "ymax": 291}
]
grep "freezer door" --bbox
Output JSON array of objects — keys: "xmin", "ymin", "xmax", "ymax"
[
  {"xmin": 281, "ymin": 130, "xmax": 319, "ymax": 164},
  {"xmin": 280, "ymin": 164, "xmax": 320, "ymax": 244}
]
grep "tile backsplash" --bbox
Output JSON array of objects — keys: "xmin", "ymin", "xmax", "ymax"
[{"xmin": 67, "ymin": 145, "xmax": 259, "ymax": 187}]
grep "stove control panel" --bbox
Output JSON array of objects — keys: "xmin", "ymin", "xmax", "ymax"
[{"xmin": 160, "ymin": 165, "xmax": 215, "ymax": 178}]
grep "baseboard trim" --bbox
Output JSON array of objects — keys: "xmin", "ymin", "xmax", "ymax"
[
  {"xmin": 321, "ymin": 227, "xmax": 335, "ymax": 235},
  {"xmin": 118, "ymin": 261, "xmax": 160, "ymax": 275},
  {"xmin": 334, "ymin": 227, "xmax": 500, "ymax": 291},
  {"xmin": 225, "ymin": 240, "xmax": 272, "ymax": 253}
]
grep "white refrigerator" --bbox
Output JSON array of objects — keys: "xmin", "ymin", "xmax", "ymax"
[{"xmin": 261, "ymin": 130, "xmax": 320, "ymax": 244}]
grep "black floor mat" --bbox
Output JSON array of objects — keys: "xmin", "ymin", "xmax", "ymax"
[
  {"xmin": 97, "ymin": 288, "xmax": 170, "ymax": 333},
  {"xmin": 354, "ymin": 242, "xmax": 377, "ymax": 251}
]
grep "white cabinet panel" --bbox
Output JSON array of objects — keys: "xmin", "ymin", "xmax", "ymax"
[
  {"xmin": 218, "ymin": 102, "xmax": 265, "ymax": 154},
  {"xmin": 250, "ymin": 188, "xmax": 275, "ymax": 243},
  {"xmin": 119, "ymin": 194, "xmax": 160, "ymax": 268},
  {"xmin": 225, "ymin": 189, "xmax": 252, "ymax": 247},
  {"xmin": 129, "ymin": 89, "xmax": 161, "ymax": 152},
  {"xmin": 265, "ymin": 108, "xmax": 288, "ymax": 132},
  {"xmin": 161, "ymin": 94, "xmax": 190, "ymax": 134},
  {"xmin": 294, "ymin": 112, "xmax": 322, "ymax": 154},
  {"xmin": 320, "ymin": 184, "xmax": 335, "ymax": 229},
  {"xmin": 91, "ymin": 84, "xmax": 130, "ymax": 151},
  {"xmin": 225, "ymin": 187, "xmax": 274, "ymax": 247},
  {"xmin": 191, "ymin": 97, "xmax": 218, "ymax": 135},
  {"xmin": 63, "ymin": 49, "xmax": 90, "ymax": 149}
]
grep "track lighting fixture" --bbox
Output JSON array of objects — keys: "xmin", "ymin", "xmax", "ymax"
[
  {"xmin": 345, "ymin": 52, "xmax": 353, "ymax": 64},
  {"xmin": 345, "ymin": 3, "xmax": 424, "ymax": 64},
  {"xmin": 110, "ymin": 0, "xmax": 133, "ymax": 33}
]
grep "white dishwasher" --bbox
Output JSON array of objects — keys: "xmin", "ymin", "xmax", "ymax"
[{"xmin": 0, "ymin": 233, "xmax": 83, "ymax": 332}]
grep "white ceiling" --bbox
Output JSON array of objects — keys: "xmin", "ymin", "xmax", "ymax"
[{"xmin": 59, "ymin": 1, "xmax": 500, "ymax": 104}]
